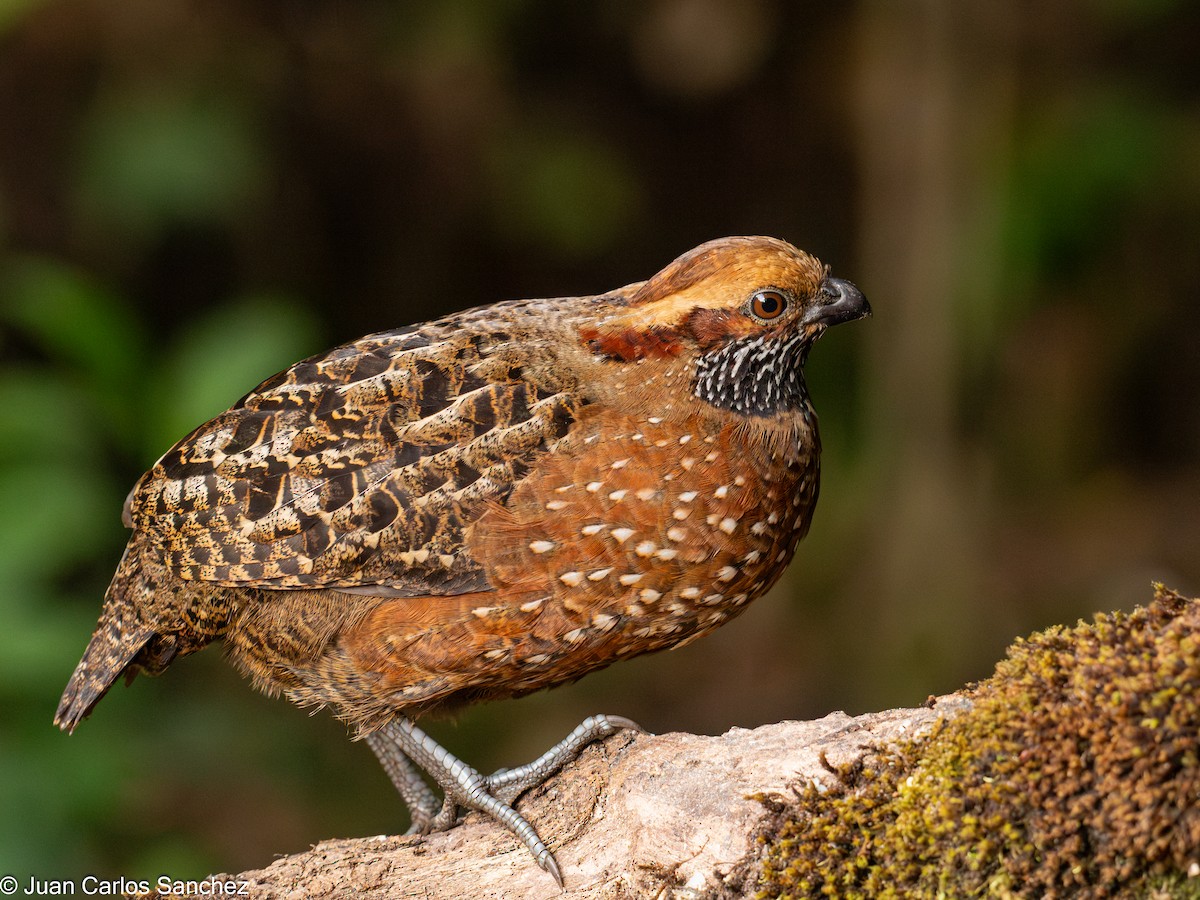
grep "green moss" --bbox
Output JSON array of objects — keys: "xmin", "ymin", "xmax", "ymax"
[{"xmin": 758, "ymin": 585, "xmax": 1200, "ymax": 899}]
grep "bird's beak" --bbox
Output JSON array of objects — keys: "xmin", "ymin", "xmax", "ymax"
[{"xmin": 803, "ymin": 277, "xmax": 871, "ymax": 327}]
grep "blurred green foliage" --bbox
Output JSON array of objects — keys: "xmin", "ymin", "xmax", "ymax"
[
  {"xmin": 0, "ymin": 258, "xmax": 321, "ymax": 876},
  {"xmin": 76, "ymin": 86, "xmax": 267, "ymax": 246},
  {"xmin": 487, "ymin": 127, "xmax": 642, "ymax": 259},
  {"xmin": 0, "ymin": 0, "xmax": 1197, "ymax": 884},
  {"xmin": 1003, "ymin": 90, "xmax": 1174, "ymax": 288}
]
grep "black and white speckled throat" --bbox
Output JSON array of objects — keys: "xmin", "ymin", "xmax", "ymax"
[{"xmin": 692, "ymin": 331, "xmax": 813, "ymax": 417}]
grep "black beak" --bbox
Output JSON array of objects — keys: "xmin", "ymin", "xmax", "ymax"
[{"xmin": 803, "ymin": 277, "xmax": 871, "ymax": 327}]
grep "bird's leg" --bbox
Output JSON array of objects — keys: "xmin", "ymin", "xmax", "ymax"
[
  {"xmin": 365, "ymin": 728, "xmax": 440, "ymax": 833},
  {"xmin": 429, "ymin": 791, "xmax": 459, "ymax": 831},
  {"xmin": 371, "ymin": 715, "xmax": 643, "ymax": 887},
  {"xmin": 484, "ymin": 714, "xmax": 645, "ymax": 803},
  {"xmin": 378, "ymin": 717, "xmax": 566, "ymax": 886}
]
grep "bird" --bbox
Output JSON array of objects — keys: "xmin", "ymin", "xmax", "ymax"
[{"xmin": 55, "ymin": 235, "xmax": 869, "ymax": 886}]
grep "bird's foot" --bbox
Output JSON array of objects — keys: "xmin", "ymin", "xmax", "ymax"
[
  {"xmin": 484, "ymin": 713, "xmax": 644, "ymax": 803},
  {"xmin": 366, "ymin": 714, "xmax": 643, "ymax": 887},
  {"xmin": 378, "ymin": 717, "xmax": 564, "ymax": 885}
]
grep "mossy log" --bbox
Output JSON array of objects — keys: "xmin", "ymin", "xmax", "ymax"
[{"xmin": 168, "ymin": 586, "xmax": 1198, "ymax": 899}]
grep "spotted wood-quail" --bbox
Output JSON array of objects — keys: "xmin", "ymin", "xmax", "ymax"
[{"xmin": 56, "ymin": 235, "xmax": 869, "ymax": 885}]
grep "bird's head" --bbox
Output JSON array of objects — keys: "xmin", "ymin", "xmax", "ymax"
[{"xmin": 580, "ymin": 236, "xmax": 870, "ymax": 417}]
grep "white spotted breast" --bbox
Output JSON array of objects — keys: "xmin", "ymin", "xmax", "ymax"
[{"xmin": 470, "ymin": 404, "xmax": 819, "ymax": 658}]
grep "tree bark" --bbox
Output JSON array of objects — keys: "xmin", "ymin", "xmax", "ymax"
[{"xmin": 195, "ymin": 698, "xmax": 969, "ymax": 899}]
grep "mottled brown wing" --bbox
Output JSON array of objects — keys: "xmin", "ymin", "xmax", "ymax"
[{"xmin": 126, "ymin": 324, "xmax": 579, "ymax": 595}]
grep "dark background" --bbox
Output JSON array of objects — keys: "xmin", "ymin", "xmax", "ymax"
[{"xmin": 1, "ymin": 0, "xmax": 1197, "ymax": 881}]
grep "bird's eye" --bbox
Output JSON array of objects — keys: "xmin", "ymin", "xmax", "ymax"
[{"xmin": 747, "ymin": 289, "xmax": 789, "ymax": 322}]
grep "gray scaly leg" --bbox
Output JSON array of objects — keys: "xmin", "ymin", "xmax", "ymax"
[
  {"xmin": 367, "ymin": 714, "xmax": 643, "ymax": 887},
  {"xmin": 365, "ymin": 728, "xmax": 440, "ymax": 833}
]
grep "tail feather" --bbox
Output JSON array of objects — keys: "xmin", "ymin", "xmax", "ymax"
[
  {"xmin": 56, "ymin": 540, "xmax": 159, "ymax": 734},
  {"xmin": 55, "ymin": 619, "xmax": 154, "ymax": 733},
  {"xmin": 56, "ymin": 536, "xmax": 236, "ymax": 733}
]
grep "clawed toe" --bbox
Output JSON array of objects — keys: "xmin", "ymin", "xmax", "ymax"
[
  {"xmin": 366, "ymin": 713, "xmax": 642, "ymax": 887},
  {"xmin": 484, "ymin": 713, "xmax": 645, "ymax": 802}
]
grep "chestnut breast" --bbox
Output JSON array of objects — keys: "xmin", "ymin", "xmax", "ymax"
[{"xmin": 333, "ymin": 402, "xmax": 818, "ymax": 714}]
